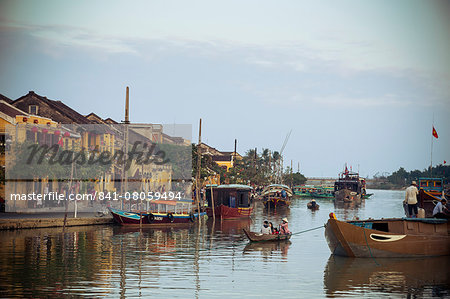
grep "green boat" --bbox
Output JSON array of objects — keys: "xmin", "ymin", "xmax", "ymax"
[
  {"xmin": 310, "ymin": 186, "xmax": 335, "ymax": 199},
  {"xmin": 293, "ymin": 185, "xmax": 317, "ymax": 197}
]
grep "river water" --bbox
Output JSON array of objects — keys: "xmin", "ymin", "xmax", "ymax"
[{"xmin": 0, "ymin": 190, "xmax": 449, "ymax": 298}]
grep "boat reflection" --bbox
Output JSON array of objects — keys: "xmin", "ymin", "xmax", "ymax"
[
  {"xmin": 243, "ymin": 241, "xmax": 291, "ymax": 260},
  {"xmin": 333, "ymin": 200, "xmax": 365, "ymax": 220},
  {"xmin": 324, "ymin": 255, "xmax": 450, "ymax": 297},
  {"xmin": 112, "ymin": 225, "xmax": 193, "ymax": 254}
]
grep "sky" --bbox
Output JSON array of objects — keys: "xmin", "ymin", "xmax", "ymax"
[{"xmin": 1, "ymin": 0, "xmax": 449, "ymax": 178}]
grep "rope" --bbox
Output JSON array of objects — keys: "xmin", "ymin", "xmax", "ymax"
[
  {"xmin": 291, "ymin": 225, "xmax": 324, "ymax": 236},
  {"xmin": 362, "ymin": 225, "xmax": 380, "ymax": 266}
]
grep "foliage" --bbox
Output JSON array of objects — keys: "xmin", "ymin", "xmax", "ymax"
[{"xmin": 382, "ymin": 164, "xmax": 450, "ymax": 188}]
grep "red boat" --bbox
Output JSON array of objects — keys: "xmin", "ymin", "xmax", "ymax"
[{"xmin": 205, "ymin": 184, "xmax": 253, "ymax": 219}]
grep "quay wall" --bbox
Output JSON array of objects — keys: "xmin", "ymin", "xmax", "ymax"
[{"xmin": 0, "ymin": 217, "xmax": 113, "ymax": 230}]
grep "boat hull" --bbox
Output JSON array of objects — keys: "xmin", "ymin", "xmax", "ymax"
[
  {"xmin": 243, "ymin": 229, "xmax": 292, "ymax": 242},
  {"xmin": 325, "ymin": 218, "xmax": 450, "ymax": 258},
  {"xmin": 263, "ymin": 197, "xmax": 291, "ymax": 208},
  {"xmin": 334, "ymin": 189, "xmax": 361, "ymax": 202},
  {"xmin": 206, "ymin": 204, "xmax": 253, "ymax": 219},
  {"xmin": 109, "ymin": 207, "xmax": 197, "ymax": 226}
]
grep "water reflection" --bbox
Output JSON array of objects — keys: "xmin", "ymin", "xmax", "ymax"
[
  {"xmin": 243, "ymin": 241, "xmax": 291, "ymax": 260},
  {"xmin": 324, "ymin": 255, "xmax": 450, "ymax": 298},
  {"xmin": 0, "ymin": 190, "xmax": 446, "ymax": 298}
]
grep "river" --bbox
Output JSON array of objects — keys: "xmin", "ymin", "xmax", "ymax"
[{"xmin": 0, "ymin": 190, "xmax": 449, "ymax": 298}]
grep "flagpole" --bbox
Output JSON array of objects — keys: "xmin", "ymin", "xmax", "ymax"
[{"xmin": 430, "ymin": 114, "xmax": 434, "ymax": 177}]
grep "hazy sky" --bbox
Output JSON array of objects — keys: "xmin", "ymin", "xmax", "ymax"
[{"xmin": 1, "ymin": 0, "xmax": 449, "ymax": 177}]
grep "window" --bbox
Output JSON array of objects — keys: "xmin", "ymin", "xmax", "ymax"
[{"xmin": 29, "ymin": 105, "xmax": 38, "ymax": 115}]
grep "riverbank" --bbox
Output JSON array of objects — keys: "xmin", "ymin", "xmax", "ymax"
[{"xmin": 0, "ymin": 212, "xmax": 113, "ymax": 230}]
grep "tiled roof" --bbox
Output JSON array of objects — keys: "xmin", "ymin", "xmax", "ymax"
[
  {"xmin": 0, "ymin": 94, "xmax": 13, "ymax": 104},
  {"xmin": 12, "ymin": 91, "xmax": 92, "ymax": 124}
]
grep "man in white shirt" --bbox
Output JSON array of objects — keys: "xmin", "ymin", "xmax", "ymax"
[
  {"xmin": 404, "ymin": 181, "xmax": 419, "ymax": 218},
  {"xmin": 433, "ymin": 199, "xmax": 449, "ymax": 219}
]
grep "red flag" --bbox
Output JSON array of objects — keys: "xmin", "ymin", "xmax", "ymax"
[
  {"xmin": 432, "ymin": 126, "xmax": 438, "ymax": 139},
  {"xmin": 344, "ymin": 166, "xmax": 349, "ymax": 175},
  {"xmin": 57, "ymin": 137, "xmax": 63, "ymax": 146}
]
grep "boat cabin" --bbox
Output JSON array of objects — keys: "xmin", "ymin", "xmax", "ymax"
[
  {"xmin": 334, "ymin": 173, "xmax": 363, "ymax": 194},
  {"xmin": 205, "ymin": 184, "xmax": 252, "ymax": 209},
  {"xmin": 418, "ymin": 178, "xmax": 444, "ymax": 195},
  {"xmin": 134, "ymin": 199, "xmax": 193, "ymax": 215}
]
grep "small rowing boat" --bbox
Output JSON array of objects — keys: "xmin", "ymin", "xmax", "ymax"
[
  {"xmin": 243, "ymin": 229, "xmax": 292, "ymax": 242},
  {"xmin": 307, "ymin": 201, "xmax": 320, "ymax": 210}
]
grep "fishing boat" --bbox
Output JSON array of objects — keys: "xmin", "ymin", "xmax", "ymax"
[
  {"xmin": 325, "ymin": 213, "xmax": 450, "ymax": 257},
  {"xmin": 417, "ymin": 177, "xmax": 446, "ymax": 217},
  {"xmin": 243, "ymin": 229, "xmax": 292, "ymax": 242},
  {"xmin": 334, "ymin": 171, "xmax": 366, "ymax": 202},
  {"xmin": 109, "ymin": 199, "xmax": 204, "ymax": 226},
  {"xmin": 292, "ymin": 185, "xmax": 317, "ymax": 197},
  {"xmin": 205, "ymin": 184, "xmax": 253, "ymax": 219},
  {"xmin": 262, "ymin": 184, "xmax": 293, "ymax": 208},
  {"xmin": 307, "ymin": 200, "xmax": 320, "ymax": 210}
]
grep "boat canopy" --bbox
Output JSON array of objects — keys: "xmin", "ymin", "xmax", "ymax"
[
  {"xmin": 216, "ymin": 184, "xmax": 253, "ymax": 190},
  {"xmin": 261, "ymin": 184, "xmax": 293, "ymax": 197}
]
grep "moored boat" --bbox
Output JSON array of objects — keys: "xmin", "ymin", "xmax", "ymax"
[
  {"xmin": 325, "ymin": 214, "xmax": 450, "ymax": 257},
  {"xmin": 310, "ymin": 186, "xmax": 334, "ymax": 199},
  {"xmin": 109, "ymin": 199, "xmax": 203, "ymax": 226},
  {"xmin": 243, "ymin": 229, "xmax": 292, "ymax": 242},
  {"xmin": 205, "ymin": 184, "xmax": 253, "ymax": 219},
  {"xmin": 262, "ymin": 184, "xmax": 293, "ymax": 208},
  {"xmin": 293, "ymin": 185, "xmax": 317, "ymax": 197}
]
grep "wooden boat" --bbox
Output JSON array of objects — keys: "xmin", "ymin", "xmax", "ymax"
[
  {"xmin": 109, "ymin": 199, "xmax": 204, "ymax": 226},
  {"xmin": 205, "ymin": 184, "xmax": 253, "ymax": 219},
  {"xmin": 325, "ymin": 214, "xmax": 450, "ymax": 257},
  {"xmin": 417, "ymin": 177, "xmax": 446, "ymax": 217},
  {"xmin": 262, "ymin": 184, "xmax": 293, "ymax": 208},
  {"xmin": 334, "ymin": 171, "xmax": 367, "ymax": 202},
  {"xmin": 243, "ymin": 229, "xmax": 292, "ymax": 242},
  {"xmin": 307, "ymin": 201, "xmax": 320, "ymax": 210}
]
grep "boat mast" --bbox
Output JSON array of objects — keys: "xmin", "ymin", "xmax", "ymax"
[{"xmin": 195, "ymin": 118, "xmax": 202, "ymax": 222}]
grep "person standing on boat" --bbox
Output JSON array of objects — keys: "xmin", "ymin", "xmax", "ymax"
[
  {"xmin": 433, "ymin": 199, "xmax": 449, "ymax": 219},
  {"xmin": 261, "ymin": 221, "xmax": 271, "ymax": 234},
  {"xmin": 279, "ymin": 218, "xmax": 290, "ymax": 235},
  {"xmin": 404, "ymin": 181, "xmax": 419, "ymax": 218}
]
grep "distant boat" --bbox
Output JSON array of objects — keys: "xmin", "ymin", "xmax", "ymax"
[
  {"xmin": 243, "ymin": 229, "xmax": 292, "ymax": 242},
  {"xmin": 417, "ymin": 177, "xmax": 446, "ymax": 217},
  {"xmin": 325, "ymin": 215, "xmax": 450, "ymax": 257},
  {"xmin": 262, "ymin": 184, "xmax": 293, "ymax": 208},
  {"xmin": 205, "ymin": 184, "xmax": 253, "ymax": 219},
  {"xmin": 310, "ymin": 186, "xmax": 335, "ymax": 199},
  {"xmin": 293, "ymin": 185, "xmax": 317, "ymax": 197},
  {"xmin": 334, "ymin": 171, "xmax": 367, "ymax": 202},
  {"xmin": 109, "ymin": 199, "xmax": 204, "ymax": 226}
]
